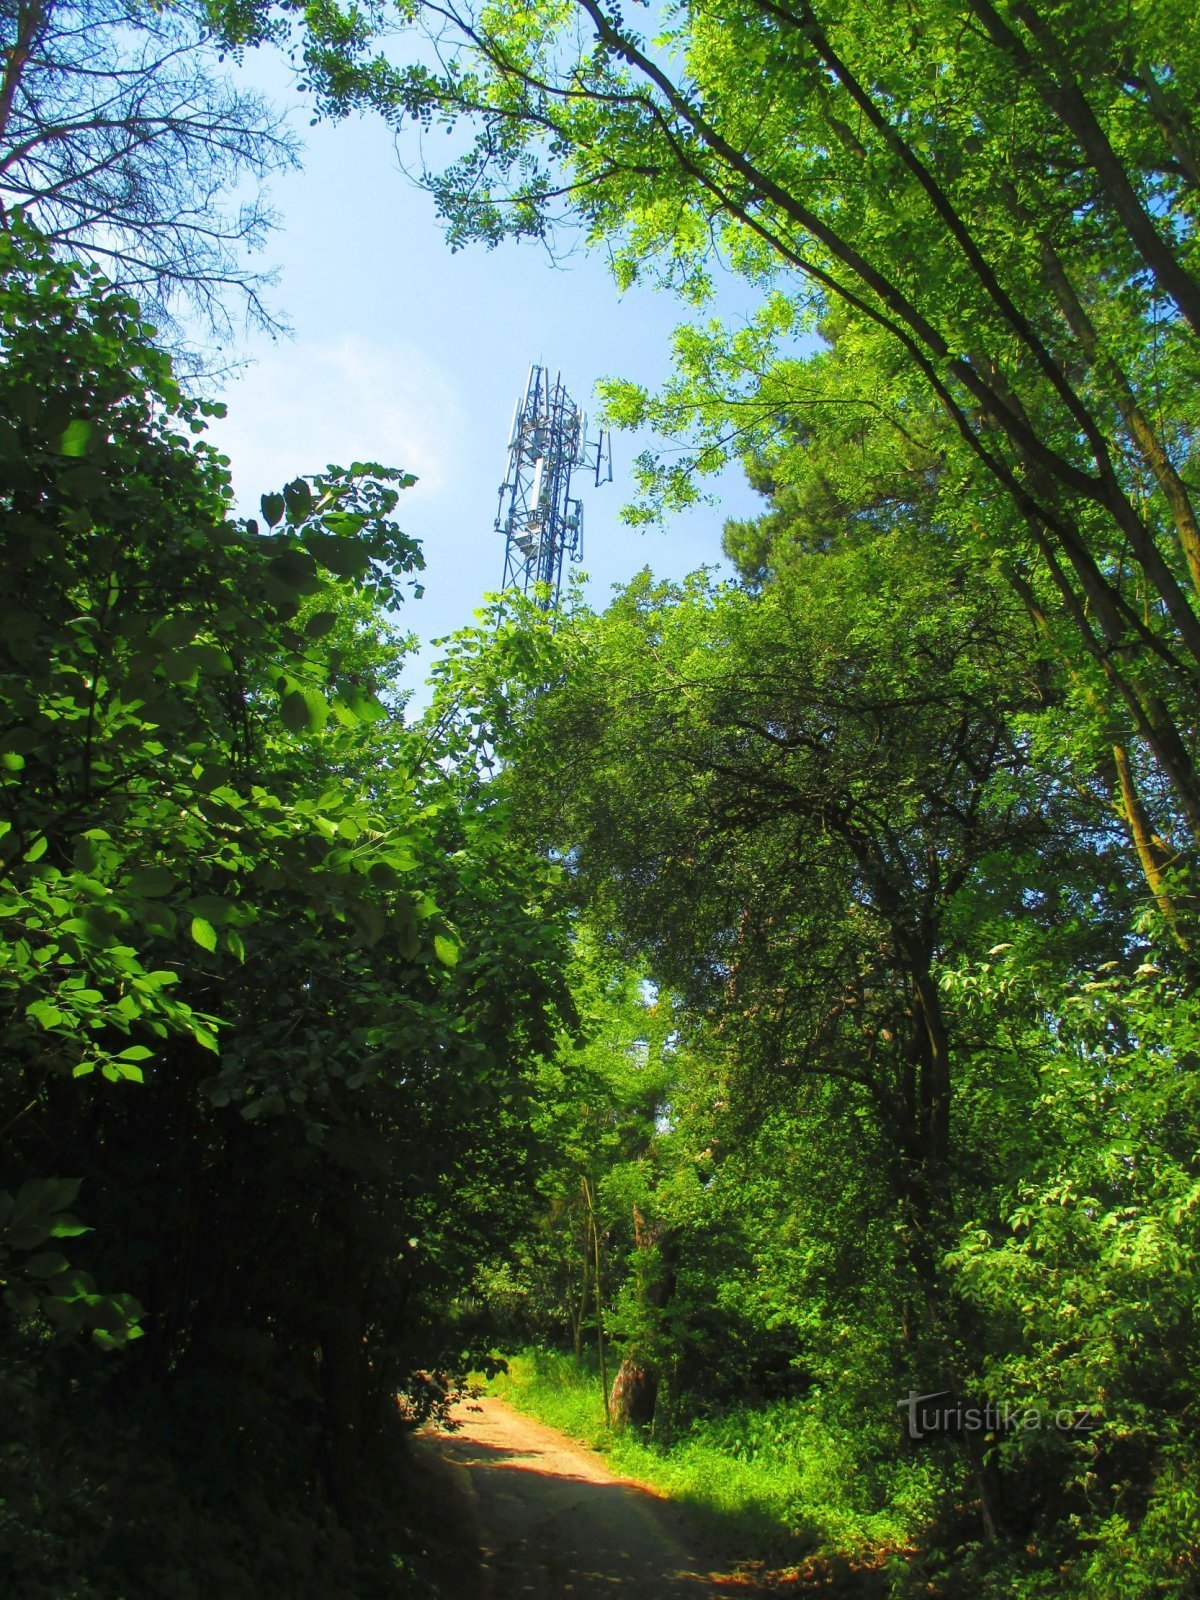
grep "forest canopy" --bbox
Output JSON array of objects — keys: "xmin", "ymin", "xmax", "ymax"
[{"xmin": 3, "ymin": 2, "xmax": 1200, "ymax": 1597}]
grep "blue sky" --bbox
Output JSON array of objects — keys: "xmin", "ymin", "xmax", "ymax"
[{"xmin": 200, "ymin": 60, "xmax": 766, "ymax": 700}]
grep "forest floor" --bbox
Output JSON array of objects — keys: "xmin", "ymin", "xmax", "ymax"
[{"xmin": 413, "ymin": 1395, "xmax": 772, "ymax": 1597}]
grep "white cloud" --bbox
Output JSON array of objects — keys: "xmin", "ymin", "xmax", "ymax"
[{"xmin": 205, "ymin": 334, "xmax": 462, "ymax": 516}]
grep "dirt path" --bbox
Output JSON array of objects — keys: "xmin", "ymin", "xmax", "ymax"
[{"xmin": 416, "ymin": 1395, "xmax": 763, "ymax": 1598}]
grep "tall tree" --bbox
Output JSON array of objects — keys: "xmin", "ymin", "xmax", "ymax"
[{"xmin": 0, "ymin": 0, "xmax": 297, "ymax": 349}]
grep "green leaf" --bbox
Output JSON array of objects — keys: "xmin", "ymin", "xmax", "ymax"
[
  {"xmin": 43, "ymin": 1296, "xmax": 87, "ymax": 1332},
  {"xmin": 280, "ymin": 688, "xmax": 328, "ymax": 734},
  {"xmin": 13, "ymin": 1177, "xmax": 81, "ymax": 1221},
  {"xmin": 128, "ymin": 866, "xmax": 176, "ymax": 898},
  {"xmin": 26, "ymin": 1001, "xmax": 65, "ymax": 1030},
  {"xmin": 73, "ymin": 836, "xmax": 100, "ymax": 873},
  {"xmin": 25, "ymin": 1251, "xmax": 70, "ymax": 1278},
  {"xmin": 188, "ymin": 894, "xmax": 233, "ymax": 924},
  {"xmin": 268, "ymin": 548, "xmax": 320, "ymax": 593},
  {"xmin": 160, "ymin": 649, "xmax": 200, "ymax": 687},
  {"xmin": 304, "ymin": 610, "xmax": 338, "ymax": 639},
  {"xmin": 47, "ymin": 1267, "xmax": 96, "ymax": 1300},
  {"xmin": 333, "ymin": 685, "xmax": 387, "ymax": 724},
  {"xmin": 59, "ymin": 419, "xmax": 92, "ymax": 457},
  {"xmin": 7, "ymin": 1225, "xmax": 51, "ymax": 1250},
  {"xmin": 350, "ymin": 901, "xmax": 386, "ymax": 946},
  {"xmin": 189, "ymin": 643, "xmax": 233, "ymax": 675},
  {"xmin": 48, "ymin": 1215, "xmax": 91, "ymax": 1239},
  {"xmin": 304, "ymin": 532, "xmax": 371, "ymax": 579},
  {"xmin": 116, "ymin": 1045, "xmax": 153, "ymax": 1061},
  {"xmin": 190, "ymin": 916, "xmax": 218, "ymax": 952},
  {"xmin": 260, "ymin": 492, "xmax": 285, "ymax": 527},
  {"xmin": 139, "ymin": 902, "xmax": 177, "ymax": 938},
  {"xmin": 23, "ymin": 835, "xmax": 48, "ymax": 863},
  {"xmin": 4, "ymin": 1284, "xmax": 40, "ymax": 1317},
  {"xmin": 152, "ymin": 615, "xmax": 197, "ymax": 649},
  {"xmin": 284, "ymin": 478, "xmax": 314, "ymax": 523},
  {"xmin": 433, "ymin": 934, "xmax": 461, "ymax": 968},
  {"xmin": 281, "ymin": 690, "xmax": 313, "ymax": 733}
]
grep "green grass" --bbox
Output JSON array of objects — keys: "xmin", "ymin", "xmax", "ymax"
[{"xmin": 487, "ymin": 1348, "xmax": 943, "ymax": 1577}]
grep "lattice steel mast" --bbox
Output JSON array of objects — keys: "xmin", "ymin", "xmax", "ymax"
[{"xmin": 496, "ymin": 365, "xmax": 611, "ymax": 607}]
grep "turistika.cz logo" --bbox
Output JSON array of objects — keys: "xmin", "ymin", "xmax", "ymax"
[{"xmin": 898, "ymin": 1390, "xmax": 1098, "ymax": 1441}]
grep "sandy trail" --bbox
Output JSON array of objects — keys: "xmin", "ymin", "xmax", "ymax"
[{"xmin": 417, "ymin": 1395, "xmax": 762, "ymax": 1598}]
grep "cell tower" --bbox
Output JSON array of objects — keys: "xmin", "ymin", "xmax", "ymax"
[{"xmin": 496, "ymin": 365, "xmax": 612, "ymax": 607}]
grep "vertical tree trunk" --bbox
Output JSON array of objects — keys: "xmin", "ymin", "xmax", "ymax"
[
  {"xmin": 582, "ymin": 1176, "xmax": 608, "ymax": 1420},
  {"xmin": 1112, "ymin": 743, "xmax": 1187, "ymax": 945},
  {"xmin": 607, "ymin": 1206, "xmax": 679, "ymax": 1428},
  {"xmin": 912, "ymin": 965, "xmax": 951, "ymax": 1175},
  {"xmin": 571, "ymin": 1208, "xmax": 590, "ymax": 1360}
]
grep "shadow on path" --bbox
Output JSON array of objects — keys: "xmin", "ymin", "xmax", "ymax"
[{"xmin": 417, "ymin": 1397, "xmax": 764, "ymax": 1598}]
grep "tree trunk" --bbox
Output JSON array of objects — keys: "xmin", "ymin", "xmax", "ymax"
[
  {"xmin": 608, "ymin": 1206, "xmax": 680, "ymax": 1429},
  {"xmin": 1112, "ymin": 743, "xmax": 1188, "ymax": 945},
  {"xmin": 572, "ymin": 1208, "xmax": 590, "ymax": 1361},
  {"xmin": 609, "ymin": 1359, "xmax": 659, "ymax": 1427},
  {"xmin": 582, "ymin": 1176, "xmax": 608, "ymax": 1420}
]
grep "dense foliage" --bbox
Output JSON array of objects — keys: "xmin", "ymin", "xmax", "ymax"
[
  {"xmin": 5, "ymin": 3, "xmax": 1200, "ymax": 1598},
  {"xmin": 0, "ymin": 225, "xmax": 571, "ymax": 1596},
  {"xmin": 431, "ymin": 531, "xmax": 1200, "ymax": 1596},
  {"xmin": 366, "ymin": 14, "xmax": 1200, "ymax": 1583}
]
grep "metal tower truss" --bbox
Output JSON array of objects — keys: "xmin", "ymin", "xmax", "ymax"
[{"xmin": 496, "ymin": 364, "xmax": 612, "ymax": 608}]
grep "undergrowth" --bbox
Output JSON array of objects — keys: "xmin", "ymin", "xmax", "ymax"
[{"xmin": 488, "ymin": 1347, "xmax": 948, "ymax": 1581}]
